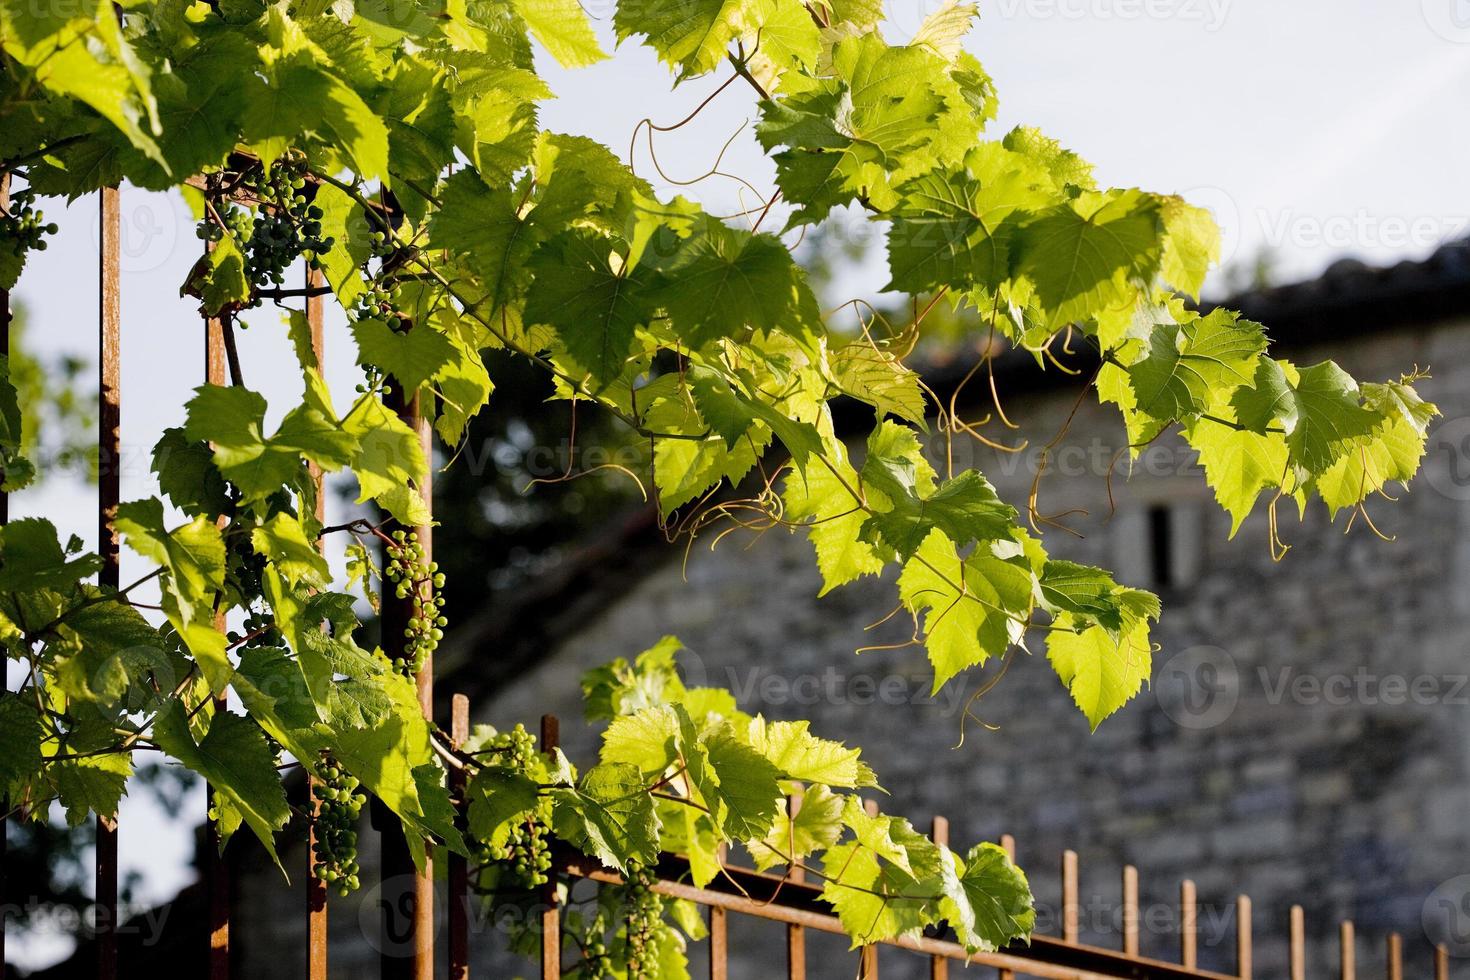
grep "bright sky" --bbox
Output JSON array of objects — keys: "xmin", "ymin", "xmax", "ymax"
[{"xmin": 7, "ymin": 0, "xmax": 1469, "ymax": 968}]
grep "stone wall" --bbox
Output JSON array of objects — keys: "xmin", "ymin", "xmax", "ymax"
[{"xmin": 232, "ymin": 317, "xmax": 1470, "ymax": 979}]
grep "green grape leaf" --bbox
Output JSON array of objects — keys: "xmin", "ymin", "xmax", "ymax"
[
  {"xmin": 745, "ymin": 717, "xmax": 877, "ymax": 789},
  {"xmin": 152, "ymin": 428, "xmax": 230, "ymax": 518},
  {"xmin": 526, "ymin": 230, "xmax": 656, "ymax": 387},
  {"xmin": 898, "ymin": 531, "xmax": 1035, "ymax": 691},
  {"xmin": 114, "ymin": 498, "xmax": 230, "ymax": 692},
  {"xmin": 940, "ymin": 843, "xmax": 1036, "ymax": 953},
  {"xmin": 0, "ymin": 696, "xmax": 44, "ymax": 800},
  {"xmin": 783, "ymin": 440, "xmax": 885, "ymax": 595},
  {"xmin": 52, "ymin": 753, "xmax": 132, "ymax": 827},
  {"xmin": 1231, "ymin": 359, "xmax": 1378, "ymax": 474},
  {"xmin": 751, "ymin": 783, "xmax": 844, "ymax": 872},
  {"xmin": 0, "ymin": 518, "xmax": 103, "ymax": 591},
  {"xmin": 885, "ymin": 144, "xmax": 1055, "ymax": 295},
  {"xmin": 860, "ymin": 422, "xmax": 1016, "ymax": 558},
  {"xmin": 1126, "ymin": 310, "xmax": 1267, "ymax": 433},
  {"xmin": 153, "ymin": 702, "xmax": 290, "ymax": 865},
  {"xmin": 351, "ymin": 318, "xmax": 457, "ymax": 394},
  {"xmin": 183, "ymin": 235, "xmax": 250, "ymax": 316},
  {"xmin": 511, "ymin": 0, "xmax": 607, "ymax": 67},
  {"xmin": 1046, "ymin": 592, "xmax": 1158, "ymax": 730},
  {"xmin": 1016, "ymin": 189, "xmax": 1163, "ymax": 325},
  {"xmin": 552, "ymin": 762, "xmax": 660, "ymax": 871},
  {"xmin": 250, "ymin": 513, "xmax": 331, "ymax": 590},
  {"xmin": 1183, "ymin": 393, "xmax": 1290, "ymax": 537}
]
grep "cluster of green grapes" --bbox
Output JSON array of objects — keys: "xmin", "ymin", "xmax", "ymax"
[
  {"xmin": 350, "ymin": 281, "xmax": 413, "ymax": 334},
  {"xmin": 385, "ymin": 529, "xmax": 445, "ymax": 675},
  {"xmin": 622, "ymin": 862, "xmax": 662, "ymax": 975},
  {"xmin": 476, "ymin": 725, "xmax": 552, "ymax": 888},
  {"xmin": 311, "ymin": 754, "xmax": 364, "ymax": 897},
  {"xmin": 193, "ymin": 203, "xmax": 251, "ymax": 244},
  {"xmin": 239, "ymin": 159, "xmax": 334, "ymax": 289},
  {"xmin": 579, "ymin": 910, "xmax": 615, "ymax": 978},
  {"xmin": 2, "ymin": 188, "xmax": 58, "ymax": 258}
]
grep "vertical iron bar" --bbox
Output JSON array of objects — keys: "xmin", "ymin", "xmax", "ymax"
[
  {"xmin": 786, "ymin": 790, "xmax": 806, "ymax": 980},
  {"xmin": 1387, "ymin": 932, "xmax": 1402, "ymax": 980},
  {"xmin": 449, "ymin": 694, "xmax": 470, "ymax": 980},
  {"xmin": 999, "ymin": 835, "xmax": 1016, "ymax": 980},
  {"xmin": 1061, "ymin": 850, "xmax": 1079, "ymax": 944},
  {"xmin": 0, "ymin": 163, "xmax": 8, "ymax": 980},
  {"xmin": 930, "ymin": 816, "xmax": 949, "ymax": 980},
  {"xmin": 97, "ymin": 183, "xmax": 122, "ymax": 980},
  {"xmin": 1437, "ymin": 944, "xmax": 1450, "ymax": 980},
  {"xmin": 1235, "ymin": 895, "xmax": 1252, "ymax": 980},
  {"xmin": 1289, "ymin": 906, "xmax": 1305, "ymax": 980},
  {"xmin": 204, "ymin": 231, "xmax": 230, "ymax": 980},
  {"xmin": 708, "ymin": 906, "xmax": 728, "ymax": 980},
  {"xmin": 1340, "ymin": 920, "xmax": 1355, "ymax": 980},
  {"xmin": 1122, "ymin": 866, "xmax": 1139, "ymax": 957},
  {"xmin": 1180, "ymin": 879, "xmax": 1197, "ymax": 969},
  {"xmin": 381, "ymin": 378, "xmax": 434, "ymax": 980},
  {"xmin": 305, "ymin": 264, "xmax": 328, "ymax": 980},
  {"xmin": 861, "ymin": 800, "xmax": 880, "ymax": 975},
  {"xmin": 540, "ymin": 715, "xmax": 561, "ymax": 980}
]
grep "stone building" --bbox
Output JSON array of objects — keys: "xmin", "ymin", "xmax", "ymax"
[{"xmin": 38, "ymin": 241, "xmax": 1470, "ymax": 979}]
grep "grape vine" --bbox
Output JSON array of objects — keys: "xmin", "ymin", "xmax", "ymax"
[{"xmin": 0, "ymin": 2, "xmax": 1439, "ymax": 974}]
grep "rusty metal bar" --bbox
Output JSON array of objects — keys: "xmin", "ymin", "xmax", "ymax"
[
  {"xmin": 554, "ymin": 849, "xmax": 1240, "ymax": 980},
  {"xmin": 1235, "ymin": 895, "xmax": 1251, "ymax": 980},
  {"xmin": 1386, "ymin": 933, "xmax": 1402, "ymax": 980},
  {"xmin": 540, "ymin": 715, "xmax": 562, "ymax": 980},
  {"xmin": 96, "ymin": 182, "xmax": 122, "ymax": 980},
  {"xmin": 860, "ymin": 944, "xmax": 879, "ymax": 978},
  {"xmin": 1436, "ymin": 944, "xmax": 1449, "ymax": 980},
  {"xmin": 377, "ymin": 368, "xmax": 435, "ymax": 979},
  {"xmin": 1289, "ymin": 906, "xmax": 1305, "ymax": 980},
  {"xmin": 999, "ymin": 834, "xmax": 1017, "ymax": 980},
  {"xmin": 1062, "ymin": 850, "xmax": 1079, "ymax": 944},
  {"xmin": 1339, "ymin": 920, "xmax": 1355, "ymax": 980},
  {"xmin": 1123, "ymin": 866, "xmax": 1140, "ymax": 957},
  {"xmin": 786, "ymin": 790, "xmax": 806, "ymax": 980},
  {"xmin": 0, "ymin": 168, "xmax": 8, "ymax": 980},
  {"xmin": 202, "ymin": 224, "xmax": 231, "ymax": 980},
  {"xmin": 708, "ymin": 905, "xmax": 729, "ymax": 980},
  {"xmin": 930, "ymin": 815, "xmax": 949, "ymax": 980},
  {"xmin": 1180, "ymin": 879, "xmax": 1197, "ymax": 969},
  {"xmin": 304, "ymin": 262, "xmax": 328, "ymax": 980},
  {"xmin": 449, "ymin": 694, "xmax": 470, "ymax": 980}
]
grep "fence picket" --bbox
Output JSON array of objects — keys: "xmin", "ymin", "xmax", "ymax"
[
  {"xmin": 1387, "ymin": 932, "xmax": 1402, "ymax": 980},
  {"xmin": 1290, "ymin": 906, "xmax": 1305, "ymax": 980},
  {"xmin": 930, "ymin": 815, "xmax": 949, "ymax": 980},
  {"xmin": 1181, "ymin": 879, "xmax": 1197, "ymax": 969},
  {"xmin": 540, "ymin": 715, "xmax": 562, "ymax": 980},
  {"xmin": 305, "ymin": 264, "xmax": 328, "ymax": 980},
  {"xmin": 1123, "ymin": 865, "xmax": 1140, "ymax": 957},
  {"xmin": 1235, "ymin": 895, "xmax": 1251, "ymax": 980},
  {"xmin": 786, "ymin": 790, "xmax": 806, "ymax": 980},
  {"xmin": 1341, "ymin": 920, "xmax": 1356, "ymax": 980},
  {"xmin": 450, "ymin": 694, "xmax": 471, "ymax": 980},
  {"xmin": 97, "ymin": 183, "xmax": 122, "ymax": 980},
  {"xmin": 1062, "ymin": 850, "xmax": 1079, "ymax": 944}
]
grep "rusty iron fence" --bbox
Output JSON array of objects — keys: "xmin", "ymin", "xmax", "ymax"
[{"xmin": 0, "ymin": 183, "xmax": 1462, "ymax": 980}]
